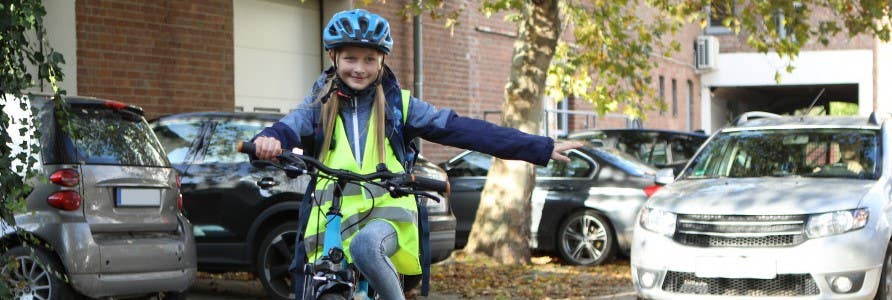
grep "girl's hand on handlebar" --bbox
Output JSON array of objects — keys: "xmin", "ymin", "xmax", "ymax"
[{"xmin": 253, "ymin": 136, "xmax": 283, "ymax": 160}]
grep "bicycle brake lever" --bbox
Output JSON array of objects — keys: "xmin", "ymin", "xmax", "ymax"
[{"xmin": 416, "ymin": 192, "xmax": 441, "ymax": 202}]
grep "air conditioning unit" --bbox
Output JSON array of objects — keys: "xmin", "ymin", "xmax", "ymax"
[{"xmin": 695, "ymin": 35, "xmax": 719, "ymax": 71}]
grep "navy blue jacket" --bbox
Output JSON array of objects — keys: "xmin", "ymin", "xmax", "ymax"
[{"xmin": 255, "ymin": 66, "xmax": 553, "ymax": 167}]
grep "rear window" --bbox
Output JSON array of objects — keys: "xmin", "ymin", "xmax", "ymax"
[{"xmin": 65, "ymin": 107, "xmax": 168, "ymax": 167}]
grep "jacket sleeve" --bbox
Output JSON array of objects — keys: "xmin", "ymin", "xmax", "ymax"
[{"xmin": 405, "ymin": 97, "xmax": 554, "ymax": 166}]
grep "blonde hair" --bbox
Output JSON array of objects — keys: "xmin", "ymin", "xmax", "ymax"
[{"xmin": 316, "ymin": 73, "xmax": 387, "ymax": 166}]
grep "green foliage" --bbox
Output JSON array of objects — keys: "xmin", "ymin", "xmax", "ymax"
[
  {"xmin": 830, "ymin": 101, "xmax": 859, "ymax": 116},
  {"xmin": 1, "ymin": 0, "xmax": 66, "ymax": 292}
]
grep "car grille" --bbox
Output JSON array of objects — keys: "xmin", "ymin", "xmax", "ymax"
[
  {"xmin": 673, "ymin": 214, "xmax": 807, "ymax": 247},
  {"xmin": 662, "ymin": 271, "xmax": 819, "ymax": 296}
]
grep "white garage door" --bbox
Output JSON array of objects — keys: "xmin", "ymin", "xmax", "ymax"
[{"xmin": 234, "ymin": 0, "xmax": 321, "ymax": 113}]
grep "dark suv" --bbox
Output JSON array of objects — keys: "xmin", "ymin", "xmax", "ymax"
[{"xmin": 150, "ymin": 112, "xmax": 456, "ymax": 299}]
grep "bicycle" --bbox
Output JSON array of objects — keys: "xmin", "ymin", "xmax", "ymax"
[{"xmin": 237, "ymin": 142, "xmax": 449, "ymax": 300}]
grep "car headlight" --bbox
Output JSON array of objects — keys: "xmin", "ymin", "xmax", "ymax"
[
  {"xmin": 806, "ymin": 208, "xmax": 869, "ymax": 238},
  {"xmin": 639, "ymin": 207, "xmax": 676, "ymax": 236}
]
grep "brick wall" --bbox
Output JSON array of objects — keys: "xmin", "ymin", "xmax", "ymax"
[
  {"xmin": 715, "ymin": 5, "xmax": 874, "ymax": 53},
  {"xmin": 369, "ymin": 2, "xmax": 705, "ymax": 162},
  {"xmin": 368, "ymin": 1, "xmax": 518, "ymax": 163},
  {"xmin": 76, "ymin": 0, "xmax": 234, "ymax": 120}
]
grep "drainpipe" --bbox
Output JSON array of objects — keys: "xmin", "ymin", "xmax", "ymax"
[{"xmin": 413, "ymin": 3, "xmax": 423, "ymax": 152}]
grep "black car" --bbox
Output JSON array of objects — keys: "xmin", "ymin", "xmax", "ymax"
[
  {"xmin": 565, "ymin": 128, "xmax": 708, "ymax": 173},
  {"xmin": 150, "ymin": 112, "xmax": 455, "ymax": 300},
  {"xmin": 441, "ymin": 144, "xmax": 660, "ymax": 266}
]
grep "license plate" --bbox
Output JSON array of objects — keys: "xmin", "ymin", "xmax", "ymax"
[
  {"xmin": 116, "ymin": 188, "xmax": 161, "ymax": 207},
  {"xmin": 695, "ymin": 256, "xmax": 776, "ymax": 279}
]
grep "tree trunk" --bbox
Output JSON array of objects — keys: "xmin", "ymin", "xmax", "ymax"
[{"xmin": 463, "ymin": 0, "xmax": 561, "ymax": 264}]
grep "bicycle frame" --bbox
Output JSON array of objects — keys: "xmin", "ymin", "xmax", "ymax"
[
  {"xmin": 236, "ymin": 142, "xmax": 448, "ymax": 300},
  {"xmin": 303, "ymin": 177, "xmax": 372, "ymax": 300}
]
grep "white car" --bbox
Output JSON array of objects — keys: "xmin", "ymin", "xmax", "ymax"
[{"xmin": 632, "ymin": 112, "xmax": 892, "ymax": 299}]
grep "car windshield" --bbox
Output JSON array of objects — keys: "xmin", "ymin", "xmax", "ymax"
[
  {"xmin": 681, "ymin": 128, "xmax": 879, "ymax": 180},
  {"xmin": 66, "ymin": 107, "xmax": 168, "ymax": 167}
]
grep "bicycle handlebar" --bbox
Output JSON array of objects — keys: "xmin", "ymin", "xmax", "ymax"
[{"xmin": 237, "ymin": 141, "xmax": 450, "ymax": 194}]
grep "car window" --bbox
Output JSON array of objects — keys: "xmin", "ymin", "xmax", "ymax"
[
  {"xmin": 537, "ymin": 151, "xmax": 594, "ymax": 178},
  {"xmin": 668, "ymin": 135, "xmax": 700, "ymax": 163},
  {"xmin": 202, "ymin": 121, "xmax": 266, "ymax": 164},
  {"xmin": 66, "ymin": 107, "xmax": 168, "ymax": 167},
  {"xmin": 153, "ymin": 120, "xmax": 204, "ymax": 164},
  {"xmin": 447, "ymin": 151, "xmax": 493, "ymax": 177},
  {"xmin": 615, "ymin": 132, "xmax": 659, "ymax": 164},
  {"xmin": 594, "ymin": 147, "xmax": 656, "ymax": 177},
  {"xmin": 684, "ymin": 129, "xmax": 879, "ymax": 179}
]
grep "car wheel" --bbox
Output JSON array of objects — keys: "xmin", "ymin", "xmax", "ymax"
[
  {"xmin": 1, "ymin": 245, "xmax": 77, "ymax": 300},
  {"xmin": 875, "ymin": 243, "xmax": 892, "ymax": 300},
  {"xmin": 257, "ymin": 222, "xmax": 298, "ymax": 300},
  {"xmin": 556, "ymin": 210, "xmax": 617, "ymax": 266}
]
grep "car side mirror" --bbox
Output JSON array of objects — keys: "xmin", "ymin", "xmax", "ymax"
[{"xmin": 655, "ymin": 168, "xmax": 675, "ymax": 185}]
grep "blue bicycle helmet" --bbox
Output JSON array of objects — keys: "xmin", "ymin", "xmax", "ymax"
[{"xmin": 323, "ymin": 9, "xmax": 393, "ymax": 54}]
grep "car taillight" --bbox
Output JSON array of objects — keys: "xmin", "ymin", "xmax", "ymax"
[
  {"xmin": 47, "ymin": 191, "xmax": 81, "ymax": 211},
  {"xmin": 104, "ymin": 100, "xmax": 127, "ymax": 110},
  {"xmin": 644, "ymin": 184, "xmax": 662, "ymax": 198},
  {"xmin": 49, "ymin": 169, "xmax": 80, "ymax": 187},
  {"xmin": 176, "ymin": 175, "xmax": 184, "ymax": 211}
]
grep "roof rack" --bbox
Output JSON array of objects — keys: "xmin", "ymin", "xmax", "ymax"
[{"xmin": 732, "ymin": 111, "xmax": 782, "ymax": 126}]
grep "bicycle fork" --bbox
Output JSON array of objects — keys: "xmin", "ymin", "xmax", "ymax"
[{"xmin": 304, "ymin": 179, "xmax": 372, "ymax": 299}]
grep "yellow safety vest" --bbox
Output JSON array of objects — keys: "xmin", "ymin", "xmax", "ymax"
[{"xmin": 303, "ymin": 95, "xmax": 421, "ymax": 275}]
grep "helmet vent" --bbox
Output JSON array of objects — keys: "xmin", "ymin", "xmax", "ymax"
[
  {"xmin": 340, "ymin": 18, "xmax": 352, "ymax": 34},
  {"xmin": 373, "ymin": 23, "xmax": 384, "ymax": 36},
  {"xmin": 359, "ymin": 17, "xmax": 369, "ymax": 37}
]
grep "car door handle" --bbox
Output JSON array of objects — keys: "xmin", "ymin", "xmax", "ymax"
[{"xmin": 257, "ymin": 177, "xmax": 278, "ymax": 189}]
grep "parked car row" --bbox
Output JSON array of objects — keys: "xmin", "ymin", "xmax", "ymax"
[{"xmin": 5, "ymin": 94, "xmax": 721, "ymax": 299}]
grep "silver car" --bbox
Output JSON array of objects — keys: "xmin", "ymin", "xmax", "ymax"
[
  {"xmin": 1, "ymin": 96, "xmax": 196, "ymax": 299},
  {"xmin": 632, "ymin": 112, "xmax": 892, "ymax": 299}
]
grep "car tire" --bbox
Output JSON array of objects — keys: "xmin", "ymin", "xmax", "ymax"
[
  {"xmin": 875, "ymin": 243, "xmax": 892, "ymax": 300},
  {"xmin": 1, "ymin": 245, "xmax": 78, "ymax": 300},
  {"xmin": 257, "ymin": 222, "xmax": 299, "ymax": 300},
  {"xmin": 556, "ymin": 210, "xmax": 617, "ymax": 266}
]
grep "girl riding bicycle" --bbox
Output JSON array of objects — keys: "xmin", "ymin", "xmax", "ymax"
[{"xmin": 250, "ymin": 9, "xmax": 580, "ymax": 300}]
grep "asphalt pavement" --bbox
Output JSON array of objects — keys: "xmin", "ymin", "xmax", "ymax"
[{"xmin": 185, "ymin": 278, "xmax": 638, "ymax": 299}]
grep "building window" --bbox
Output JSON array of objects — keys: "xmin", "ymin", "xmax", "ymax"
[
  {"xmin": 687, "ymin": 80, "xmax": 694, "ymax": 130},
  {"xmin": 671, "ymin": 79, "xmax": 678, "ymax": 117},
  {"xmin": 772, "ymin": 2, "xmax": 803, "ymax": 40},
  {"xmin": 555, "ymin": 97, "xmax": 569, "ymax": 136},
  {"xmin": 706, "ymin": 0, "xmax": 734, "ymax": 35},
  {"xmin": 658, "ymin": 76, "xmax": 665, "ymax": 116}
]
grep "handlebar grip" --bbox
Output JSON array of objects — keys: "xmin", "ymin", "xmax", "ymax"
[
  {"xmin": 237, "ymin": 141, "xmax": 255, "ymax": 155},
  {"xmin": 409, "ymin": 174, "xmax": 450, "ymax": 195}
]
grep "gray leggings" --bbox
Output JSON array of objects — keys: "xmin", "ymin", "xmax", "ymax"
[{"xmin": 349, "ymin": 220, "xmax": 405, "ymax": 300}]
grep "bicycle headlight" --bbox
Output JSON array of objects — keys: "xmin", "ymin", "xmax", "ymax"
[
  {"xmin": 806, "ymin": 208, "xmax": 869, "ymax": 238},
  {"xmin": 639, "ymin": 207, "xmax": 676, "ymax": 236}
]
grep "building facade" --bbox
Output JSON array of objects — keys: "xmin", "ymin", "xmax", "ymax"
[{"xmin": 36, "ymin": 0, "xmax": 890, "ymax": 162}]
